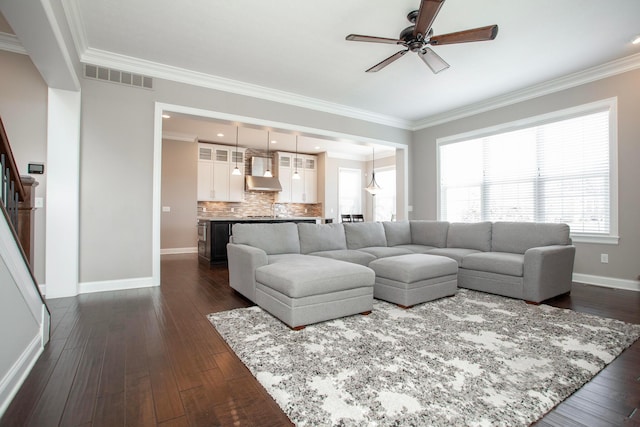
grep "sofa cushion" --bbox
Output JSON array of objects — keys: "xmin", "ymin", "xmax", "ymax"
[
  {"xmin": 447, "ymin": 222, "xmax": 492, "ymax": 252},
  {"xmin": 491, "ymin": 222, "xmax": 571, "ymax": 254},
  {"xmin": 309, "ymin": 250, "xmax": 376, "ymax": 266},
  {"xmin": 232, "ymin": 223, "xmax": 300, "ymax": 255},
  {"xmin": 461, "ymin": 252, "xmax": 525, "ymax": 277},
  {"xmin": 382, "ymin": 221, "xmax": 412, "ymax": 246},
  {"xmin": 392, "ymin": 244, "xmax": 436, "ymax": 254},
  {"xmin": 298, "ymin": 223, "xmax": 347, "ymax": 254},
  {"xmin": 343, "ymin": 222, "xmax": 387, "ymax": 249},
  {"xmin": 256, "ymin": 257, "xmax": 374, "ymax": 298},
  {"xmin": 410, "ymin": 221, "xmax": 449, "ymax": 248},
  {"xmin": 426, "ymin": 248, "xmax": 482, "ymax": 265},
  {"xmin": 370, "ymin": 254, "xmax": 458, "ymax": 283},
  {"xmin": 357, "ymin": 247, "xmax": 413, "ymax": 259}
]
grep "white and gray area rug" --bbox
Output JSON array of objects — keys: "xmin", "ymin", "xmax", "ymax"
[{"xmin": 208, "ymin": 290, "xmax": 640, "ymax": 426}]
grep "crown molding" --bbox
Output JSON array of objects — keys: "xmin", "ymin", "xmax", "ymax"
[
  {"xmin": 61, "ymin": 0, "xmax": 87, "ymax": 56},
  {"xmin": 80, "ymin": 48, "xmax": 413, "ymax": 131},
  {"xmin": 0, "ymin": 32, "xmax": 27, "ymax": 55},
  {"xmin": 412, "ymin": 52, "xmax": 640, "ymax": 130}
]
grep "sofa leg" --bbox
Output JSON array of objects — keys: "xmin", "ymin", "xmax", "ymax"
[
  {"xmin": 291, "ymin": 325, "xmax": 306, "ymax": 331},
  {"xmin": 397, "ymin": 304, "xmax": 413, "ymax": 309},
  {"xmin": 360, "ymin": 311, "xmax": 372, "ymax": 316},
  {"xmin": 525, "ymin": 300, "xmax": 541, "ymax": 306}
]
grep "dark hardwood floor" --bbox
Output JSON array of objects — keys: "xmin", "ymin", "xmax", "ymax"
[{"xmin": 1, "ymin": 253, "xmax": 638, "ymax": 426}]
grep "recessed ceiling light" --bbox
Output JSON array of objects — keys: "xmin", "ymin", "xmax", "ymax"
[
  {"xmin": 315, "ymin": 146, "xmax": 321, "ymax": 150},
  {"xmin": 271, "ymin": 140, "xmax": 277, "ymax": 144},
  {"xmin": 217, "ymin": 133, "xmax": 224, "ymax": 137},
  {"xmin": 162, "ymin": 114, "xmax": 171, "ymax": 119},
  {"xmin": 633, "ymin": 35, "xmax": 640, "ymax": 45}
]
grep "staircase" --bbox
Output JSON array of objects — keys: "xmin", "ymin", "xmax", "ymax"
[{"xmin": 0, "ymin": 116, "xmax": 50, "ymax": 417}]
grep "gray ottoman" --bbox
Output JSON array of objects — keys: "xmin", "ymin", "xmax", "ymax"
[
  {"xmin": 369, "ymin": 254, "xmax": 458, "ymax": 308},
  {"xmin": 255, "ymin": 257, "xmax": 375, "ymax": 330}
]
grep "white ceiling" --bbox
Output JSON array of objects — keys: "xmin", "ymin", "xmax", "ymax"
[
  {"xmin": 65, "ymin": 0, "xmax": 640, "ymax": 124},
  {"xmin": 5, "ymin": 0, "xmax": 639, "ymax": 156}
]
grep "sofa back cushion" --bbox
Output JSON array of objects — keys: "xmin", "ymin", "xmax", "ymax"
[
  {"xmin": 492, "ymin": 222, "xmax": 571, "ymax": 254},
  {"xmin": 298, "ymin": 223, "xmax": 347, "ymax": 254},
  {"xmin": 447, "ymin": 222, "xmax": 492, "ymax": 252},
  {"xmin": 343, "ymin": 222, "xmax": 387, "ymax": 249},
  {"xmin": 382, "ymin": 221, "xmax": 411, "ymax": 246},
  {"xmin": 410, "ymin": 221, "xmax": 449, "ymax": 248},
  {"xmin": 231, "ymin": 223, "xmax": 300, "ymax": 255}
]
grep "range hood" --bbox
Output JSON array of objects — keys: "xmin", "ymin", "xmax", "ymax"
[{"xmin": 246, "ymin": 156, "xmax": 282, "ymax": 192}]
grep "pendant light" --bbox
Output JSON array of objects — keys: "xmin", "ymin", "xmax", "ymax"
[
  {"xmin": 365, "ymin": 147, "xmax": 382, "ymax": 195},
  {"xmin": 264, "ymin": 131, "xmax": 273, "ymax": 177},
  {"xmin": 232, "ymin": 126, "xmax": 242, "ymax": 176},
  {"xmin": 292, "ymin": 135, "xmax": 301, "ymax": 180}
]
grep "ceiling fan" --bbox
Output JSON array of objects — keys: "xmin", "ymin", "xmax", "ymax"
[{"xmin": 345, "ymin": 0, "xmax": 498, "ymax": 74}]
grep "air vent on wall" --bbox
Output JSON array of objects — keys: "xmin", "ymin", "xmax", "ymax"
[{"xmin": 84, "ymin": 64, "xmax": 153, "ymax": 89}]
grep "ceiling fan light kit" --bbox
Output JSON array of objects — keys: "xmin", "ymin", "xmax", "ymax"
[{"xmin": 346, "ymin": 0, "xmax": 498, "ymax": 74}]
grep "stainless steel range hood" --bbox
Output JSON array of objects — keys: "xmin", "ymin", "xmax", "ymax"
[{"xmin": 246, "ymin": 156, "xmax": 282, "ymax": 192}]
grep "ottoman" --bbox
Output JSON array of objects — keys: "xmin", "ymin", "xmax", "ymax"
[
  {"xmin": 369, "ymin": 254, "xmax": 458, "ymax": 308},
  {"xmin": 255, "ymin": 256, "xmax": 375, "ymax": 330}
]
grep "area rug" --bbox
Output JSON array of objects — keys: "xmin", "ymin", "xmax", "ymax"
[{"xmin": 208, "ymin": 290, "xmax": 640, "ymax": 426}]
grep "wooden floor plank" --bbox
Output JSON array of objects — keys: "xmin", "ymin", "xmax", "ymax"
[{"xmin": 1, "ymin": 253, "xmax": 637, "ymax": 427}]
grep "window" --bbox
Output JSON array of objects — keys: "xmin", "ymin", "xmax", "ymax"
[
  {"xmin": 374, "ymin": 167, "xmax": 396, "ymax": 221},
  {"xmin": 338, "ymin": 168, "xmax": 362, "ymax": 217},
  {"xmin": 437, "ymin": 98, "xmax": 618, "ymax": 243}
]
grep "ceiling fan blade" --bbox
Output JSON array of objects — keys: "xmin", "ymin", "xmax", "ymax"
[
  {"xmin": 346, "ymin": 34, "xmax": 403, "ymax": 44},
  {"xmin": 413, "ymin": 0, "xmax": 445, "ymax": 39},
  {"xmin": 430, "ymin": 25, "xmax": 499, "ymax": 45},
  {"xmin": 418, "ymin": 47, "xmax": 450, "ymax": 73},
  {"xmin": 366, "ymin": 50, "xmax": 408, "ymax": 72}
]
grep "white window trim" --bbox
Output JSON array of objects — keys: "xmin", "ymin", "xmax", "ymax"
[{"xmin": 436, "ymin": 97, "xmax": 619, "ymax": 245}]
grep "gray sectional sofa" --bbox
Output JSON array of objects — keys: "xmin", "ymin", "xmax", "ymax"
[{"xmin": 227, "ymin": 220, "xmax": 575, "ymax": 328}]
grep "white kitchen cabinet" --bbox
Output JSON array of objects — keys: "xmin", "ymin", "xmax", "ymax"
[
  {"xmin": 197, "ymin": 143, "xmax": 245, "ymax": 202},
  {"xmin": 275, "ymin": 151, "xmax": 317, "ymax": 203}
]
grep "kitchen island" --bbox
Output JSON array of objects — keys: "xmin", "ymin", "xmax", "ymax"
[{"xmin": 198, "ymin": 217, "xmax": 329, "ymax": 264}]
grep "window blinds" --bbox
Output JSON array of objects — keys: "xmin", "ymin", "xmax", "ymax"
[{"xmin": 439, "ymin": 109, "xmax": 611, "ymax": 234}]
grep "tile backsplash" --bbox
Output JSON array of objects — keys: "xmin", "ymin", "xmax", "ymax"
[{"xmin": 198, "ymin": 148, "xmax": 323, "ymax": 218}]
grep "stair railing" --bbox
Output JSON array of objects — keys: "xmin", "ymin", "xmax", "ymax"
[{"xmin": 0, "ymin": 117, "xmax": 26, "ymax": 232}]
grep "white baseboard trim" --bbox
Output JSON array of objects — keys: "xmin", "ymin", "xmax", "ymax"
[
  {"xmin": 573, "ymin": 273, "xmax": 640, "ymax": 292},
  {"xmin": 79, "ymin": 276, "xmax": 158, "ymax": 294},
  {"xmin": 0, "ymin": 334, "xmax": 43, "ymax": 418},
  {"xmin": 160, "ymin": 247, "xmax": 198, "ymax": 255}
]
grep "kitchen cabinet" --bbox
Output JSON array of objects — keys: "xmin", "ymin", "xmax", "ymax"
[
  {"xmin": 275, "ymin": 151, "xmax": 317, "ymax": 203},
  {"xmin": 197, "ymin": 143, "xmax": 246, "ymax": 202}
]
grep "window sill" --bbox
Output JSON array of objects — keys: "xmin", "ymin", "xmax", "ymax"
[{"xmin": 571, "ymin": 234, "xmax": 619, "ymax": 245}]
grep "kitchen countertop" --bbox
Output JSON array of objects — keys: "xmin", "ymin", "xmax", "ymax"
[{"xmin": 197, "ymin": 216, "xmax": 325, "ymax": 222}]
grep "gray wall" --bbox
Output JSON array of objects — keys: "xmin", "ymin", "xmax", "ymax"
[
  {"xmin": 0, "ymin": 50, "xmax": 47, "ymax": 282},
  {"xmin": 161, "ymin": 138, "xmax": 197, "ymax": 250},
  {"xmin": 412, "ymin": 68, "xmax": 640, "ymax": 282},
  {"xmin": 79, "ymin": 77, "xmax": 411, "ymax": 284}
]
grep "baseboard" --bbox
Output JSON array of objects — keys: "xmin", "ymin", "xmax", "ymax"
[
  {"xmin": 78, "ymin": 276, "xmax": 158, "ymax": 294},
  {"xmin": 160, "ymin": 247, "xmax": 198, "ymax": 255},
  {"xmin": 38, "ymin": 284, "xmax": 46, "ymax": 296},
  {"xmin": 572, "ymin": 273, "xmax": 640, "ymax": 292},
  {"xmin": 0, "ymin": 334, "xmax": 43, "ymax": 418}
]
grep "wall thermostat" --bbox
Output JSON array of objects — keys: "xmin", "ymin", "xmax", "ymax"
[{"xmin": 28, "ymin": 163, "xmax": 44, "ymax": 174}]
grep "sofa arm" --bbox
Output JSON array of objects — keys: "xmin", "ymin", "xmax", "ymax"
[
  {"xmin": 523, "ymin": 245, "xmax": 576, "ymax": 303},
  {"xmin": 227, "ymin": 243, "xmax": 268, "ymax": 303}
]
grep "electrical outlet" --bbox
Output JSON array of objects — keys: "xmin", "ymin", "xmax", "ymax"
[
  {"xmin": 162, "ymin": 206, "xmax": 171, "ymax": 212},
  {"xmin": 600, "ymin": 253, "xmax": 608, "ymax": 264},
  {"xmin": 231, "ymin": 207, "xmax": 235, "ymax": 212}
]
